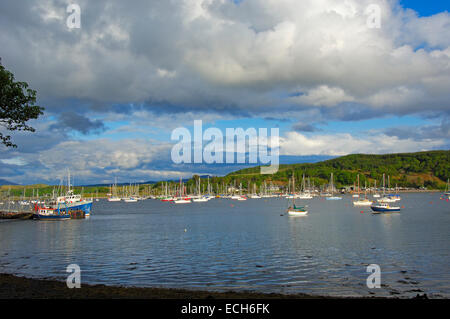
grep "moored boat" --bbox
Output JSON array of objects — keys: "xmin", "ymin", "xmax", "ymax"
[{"xmin": 370, "ymin": 202, "xmax": 401, "ymax": 213}]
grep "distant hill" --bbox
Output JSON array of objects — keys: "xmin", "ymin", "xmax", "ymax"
[
  {"xmin": 0, "ymin": 179, "xmax": 18, "ymax": 186},
  {"xmin": 226, "ymin": 150, "xmax": 450, "ymax": 189}
]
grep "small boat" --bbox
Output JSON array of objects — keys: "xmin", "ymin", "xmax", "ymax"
[
  {"xmin": 33, "ymin": 209, "xmax": 71, "ymax": 220},
  {"xmin": 353, "ymin": 199, "xmax": 373, "ymax": 206},
  {"xmin": 327, "ymin": 196, "xmax": 342, "ymax": 200},
  {"xmin": 353, "ymin": 175, "xmax": 373, "ymax": 206},
  {"xmin": 174, "ymin": 198, "xmax": 191, "ymax": 204},
  {"xmin": 287, "ymin": 205, "xmax": 308, "ymax": 216},
  {"xmin": 123, "ymin": 197, "xmax": 138, "ymax": 203},
  {"xmin": 378, "ymin": 197, "xmax": 397, "ymax": 203},
  {"xmin": 192, "ymin": 197, "xmax": 209, "ymax": 202},
  {"xmin": 370, "ymin": 202, "xmax": 401, "ymax": 213},
  {"xmin": 325, "ymin": 173, "xmax": 342, "ymax": 200},
  {"xmin": 107, "ymin": 196, "xmax": 121, "ymax": 202},
  {"xmin": 297, "ymin": 193, "xmax": 313, "ymax": 199},
  {"xmin": 286, "ymin": 173, "xmax": 308, "ymax": 216}
]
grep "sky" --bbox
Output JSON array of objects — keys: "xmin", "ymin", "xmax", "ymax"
[{"xmin": 0, "ymin": 0, "xmax": 449, "ymax": 185}]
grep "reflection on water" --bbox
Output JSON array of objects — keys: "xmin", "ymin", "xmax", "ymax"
[{"xmin": 0, "ymin": 193, "xmax": 449, "ymax": 298}]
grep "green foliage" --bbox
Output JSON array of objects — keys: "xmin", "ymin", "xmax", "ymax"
[
  {"xmin": 0, "ymin": 59, "xmax": 44, "ymax": 147},
  {"xmin": 227, "ymin": 150, "xmax": 450, "ymax": 189}
]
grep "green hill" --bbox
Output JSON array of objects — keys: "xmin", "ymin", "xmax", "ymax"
[{"xmin": 226, "ymin": 150, "xmax": 450, "ymax": 189}]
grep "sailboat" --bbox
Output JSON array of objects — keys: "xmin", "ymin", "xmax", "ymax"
[
  {"xmin": 192, "ymin": 178, "xmax": 208, "ymax": 202},
  {"xmin": 373, "ymin": 179, "xmax": 381, "ymax": 198},
  {"xmin": 297, "ymin": 174, "xmax": 313, "ymax": 199},
  {"xmin": 326, "ymin": 173, "xmax": 342, "ymax": 200},
  {"xmin": 287, "ymin": 174, "xmax": 308, "ymax": 216},
  {"xmin": 378, "ymin": 174, "xmax": 397, "ymax": 203},
  {"xmin": 174, "ymin": 178, "xmax": 191, "ymax": 204},
  {"xmin": 108, "ymin": 178, "xmax": 121, "ymax": 202},
  {"xmin": 353, "ymin": 176, "xmax": 373, "ymax": 206},
  {"xmin": 444, "ymin": 179, "xmax": 450, "ymax": 199}
]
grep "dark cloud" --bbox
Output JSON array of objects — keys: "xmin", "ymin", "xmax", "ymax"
[
  {"xmin": 384, "ymin": 117, "xmax": 450, "ymax": 141},
  {"xmin": 292, "ymin": 122, "xmax": 321, "ymax": 132},
  {"xmin": 56, "ymin": 112, "xmax": 105, "ymax": 134}
]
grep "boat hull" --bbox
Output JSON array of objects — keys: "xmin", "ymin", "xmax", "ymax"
[
  {"xmin": 33, "ymin": 213, "xmax": 71, "ymax": 220},
  {"xmin": 370, "ymin": 206, "xmax": 400, "ymax": 212},
  {"xmin": 287, "ymin": 210, "xmax": 308, "ymax": 216}
]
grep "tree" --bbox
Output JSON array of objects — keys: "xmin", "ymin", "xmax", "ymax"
[{"xmin": 0, "ymin": 59, "xmax": 44, "ymax": 147}]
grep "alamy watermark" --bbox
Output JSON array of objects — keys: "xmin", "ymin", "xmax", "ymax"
[
  {"xmin": 366, "ymin": 264, "xmax": 381, "ymax": 289},
  {"xmin": 171, "ymin": 120, "xmax": 279, "ymax": 174},
  {"xmin": 66, "ymin": 264, "xmax": 81, "ymax": 288},
  {"xmin": 366, "ymin": 4, "xmax": 381, "ymax": 29},
  {"xmin": 66, "ymin": 4, "xmax": 81, "ymax": 29}
]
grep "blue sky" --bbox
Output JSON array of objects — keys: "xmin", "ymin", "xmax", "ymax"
[
  {"xmin": 401, "ymin": 0, "xmax": 448, "ymax": 16},
  {"xmin": 0, "ymin": 0, "xmax": 449, "ymax": 184}
]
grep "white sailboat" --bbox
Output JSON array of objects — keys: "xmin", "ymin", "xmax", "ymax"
[
  {"xmin": 108, "ymin": 178, "xmax": 121, "ymax": 202},
  {"xmin": 287, "ymin": 174, "xmax": 308, "ymax": 216},
  {"xmin": 353, "ymin": 176, "xmax": 373, "ymax": 206},
  {"xmin": 326, "ymin": 173, "xmax": 342, "ymax": 200},
  {"xmin": 192, "ymin": 178, "xmax": 208, "ymax": 202},
  {"xmin": 378, "ymin": 174, "xmax": 397, "ymax": 203},
  {"xmin": 174, "ymin": 178, "xmax": 191, "ymax": 204}
]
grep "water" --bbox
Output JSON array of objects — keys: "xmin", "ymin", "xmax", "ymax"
[{"xmin": 0, "ymin": 193, "xmax": 449, "ymax": 298}]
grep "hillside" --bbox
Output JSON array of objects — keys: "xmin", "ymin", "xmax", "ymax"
[{"xmin": 226, "ymin": 150, "xmax": 450, "ymax": 189}]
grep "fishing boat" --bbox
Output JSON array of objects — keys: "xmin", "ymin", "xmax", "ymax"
[
  {"xmin": 33, "ymin": 171, "xmax": 92, "ymax": 220},
  {"xmin": 370, "ymin": 202, "xmax": 401, "ymax": 213},
  {"xmin": 33, "ymin": 206, "xmax": 71, "ymax": 220}
]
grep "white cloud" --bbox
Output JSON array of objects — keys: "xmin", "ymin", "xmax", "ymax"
[
  {"xmin": 280, "ymin": 131, "xmax": 446, "ymax": 156},
  {"xmin": 0, "ymin": 0, "xmax": 449, "ymax": 116}
]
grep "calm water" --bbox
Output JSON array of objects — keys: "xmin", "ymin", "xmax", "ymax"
[{"xmin": 0, "ymin": 193, "xmax": 449, "ymax": 298}]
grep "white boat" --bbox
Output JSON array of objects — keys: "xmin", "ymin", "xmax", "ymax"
[
  {"xmin": 325, "ymin": 173, "xmax": 342, "ymax": 200},
  {"xmin": 378, "ymin": 197, "xmax": 397, "ymax": 203},
  {"xmin": 286, "ymin": 174, "xmax": 308, "ymax": 216},
  {"xmin": 174, "ymin": 198, "xmax": 191, "ymax": 204},
  {"xmin": 123, "ymin": 197, "xmax": 138, "ymax": 203},
  {"xmin": 327, "ymin": 196, "xmax": 342, "ymax": 200},
  {"xmin": 353, "ymin": 175, "xmax": 372, "ymax": 206},
  {"xmin": 353, "ymin": 199, "xmax": 373, "ymax": 206},
  {"xmin": 192, "ymin": 197, "xmax": 208, "ymax": 202},
  {"xmin": 107, "ymin": 197, "xmax": 121, "ymax": 202},
  {"xmin": 287, "ymin": 208, "xmax": 308, "ymax": 216},
  {"xmin": 296, "ymin": 193, "xmax": 313, "ymax": 199}
]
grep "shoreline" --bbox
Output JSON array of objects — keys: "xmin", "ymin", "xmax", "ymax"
[
  {"xmin": 0, "ymin": 273, "xmax": 430, "ymax": 299},
  {"xmin": 0, "ymin": 273, "xmax": 325, "ymax": 299}
]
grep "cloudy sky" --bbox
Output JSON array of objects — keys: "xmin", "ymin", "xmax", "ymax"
[{"xmin": 0, "ymin": 0, "xmax": 449, "ymax": 185}]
